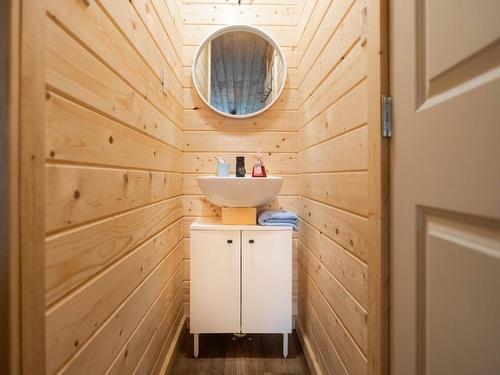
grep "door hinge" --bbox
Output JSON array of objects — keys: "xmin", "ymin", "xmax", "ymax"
[{"xmin": 382, "ymin": 95, "xmax": 392, "ymax": 138}]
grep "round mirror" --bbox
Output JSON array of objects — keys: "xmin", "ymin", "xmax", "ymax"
[{"xmin": 192, "ymin": 25, "xmax": 287, "ymax": 119}]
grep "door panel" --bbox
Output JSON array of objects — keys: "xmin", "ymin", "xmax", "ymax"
[
  {"xmin": 391, "ymin": 0, "xmax": 500, "ymax": 374},
  {"xmin": 426, "ymin": 0, "xmax": 500, "ymax": 81},
  {"xmin": 241, "ymin": 230, "xmax": 292, "ymax": 333},
  {"xmin": 190, "ymin": 230, "xmax": 240, "ymax": 333},
  {"xmin": 421, "ymin": 213, "xmax": 500, "ymax": 375},
  {"xmin": 418, "ymin": 0, "xmax": 500, "ymax": 105}
]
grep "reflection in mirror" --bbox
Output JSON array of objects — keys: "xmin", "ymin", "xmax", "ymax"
[{"xmin": 193, "ymin": 27, "xmax": 286, "ymax": 118}]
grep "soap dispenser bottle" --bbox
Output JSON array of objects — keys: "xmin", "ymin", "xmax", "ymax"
[
  {"xmin": 252, "ymin": 152, "xmax": 267, "ymax": 177},
  {"xmin": 236, "ymin": 156, "xmax": 246, "ymax": 177}
]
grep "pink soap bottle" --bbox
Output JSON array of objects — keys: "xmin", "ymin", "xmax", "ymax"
[{"xmin": 252, "ymin": 152, "xmax": 267, "ymax": 177}]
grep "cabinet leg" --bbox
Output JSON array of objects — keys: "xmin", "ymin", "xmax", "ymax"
[
  {"xmin": 283, "ymin": 333, "xmax": 288, "ymax": 358},
  {"xmin": 194, "ymin": 333, "xmax": 199, "ymax": 358}
]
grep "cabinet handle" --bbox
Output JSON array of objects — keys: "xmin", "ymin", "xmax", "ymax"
[
  {"xmin": 248, "ymin": 239, "xmax": 255, "ymax": 244},
  {"xmin": 227, "ymin": 239, "xmax": 233, "ymax": 244}
]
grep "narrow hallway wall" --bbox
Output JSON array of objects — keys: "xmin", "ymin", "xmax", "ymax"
[
  {"xmin": 296, "ymin": 0, "xmax": 370, "ymax": 374},
  {"xmin": 43, "ymin": 1, "xmax": 185, "ymax": 373}
]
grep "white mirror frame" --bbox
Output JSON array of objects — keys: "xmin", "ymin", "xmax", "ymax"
[{"xmin": 192, "ymin": 24, "xmax": 287, "ymax": 119}]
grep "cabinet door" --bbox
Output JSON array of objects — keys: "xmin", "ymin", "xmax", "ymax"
[
  {"xmin": 190, "ymin": 229, "xmax": 240, "ymax": 333},
  {"xmin": 241, "ymin": 230, "xmax": 292, "ymax": 333}
]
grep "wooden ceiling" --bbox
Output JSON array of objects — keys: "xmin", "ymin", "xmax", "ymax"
[{"xmin": 210, "ymin": 31, "xmax": 273, "ymax": 115}]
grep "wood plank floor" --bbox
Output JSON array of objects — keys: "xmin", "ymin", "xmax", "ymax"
[{"xmin": 167, "ymin": 331, "xmax": 311, "ymax": 374}]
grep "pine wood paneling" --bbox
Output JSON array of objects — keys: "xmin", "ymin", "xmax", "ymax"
[
  {"xmin": 298, "ymin": 242, "xmax": 367, "ymax": 352},
  {"xmin": 296, "ymin": 313, "xmax": 331, "ymax": 375},
  {"xmin": 1, "ymin": 4, "xmax": 20, "ymax": 371},
  {"xmin": 54, "ymin": 244, "xmax": 183, "ymax": 375},
  {"xmin": 43, "ymin": 0, "xmax": 185, "ymax": 372},
  {"xmin": 299, "ymin": 126, "xmax": 368, "ymax": 173},
  {"xmin": 183, "ymin": 195, "xmax": 297, "ymax": 217},
  {"xmin": 298, "ymin": 196, "xmax": 368, "ymax": 262},
  {"xmin": 45, "ymin": 165, "xmax": 182, "ymax": 232},
  {"xmin": 299, "ymin": 294, "xmax": 348, "ymax": 375},
  {"xmin": 132, "ymin": 0, "xmax": 183, "ymax": 78},
  {"xmin": 296, "ymin": 0, "xmax": 355, "ymax": 87},
  {"xmin": 148, "ymin": 306, "xmax": 185, "ymax": 375},
  {"xmin": 132, "ymin": 289, "xmax": 184, "ymax": 375},
  {"xmin": 366, "ymin": 0, "xmax": 390, "ymax": 373},
  {"xmin": 182, "ymin": 218, "xmax": 194, "ymax": 238},
  {"xmin": 45, "ymin": 197, "xmax": 183, "ymax": 306},
  {"xmin": 296, "ymin": 1, "xmax": 371, "ymax": 373},
  {"xmin": 182, "ymin": 195, "xmax": 221, "ymax": 217},
  {"xmin": 18, "ymin": 0, "xmax": 46, "ymax": 371},
  {"xmin": 183, "ymin": 109, "xmax": 298, "ymax": 131},
  {"xmin": 183, "ymin": 3, "xmax": 298, "ymax": 26},
  {"xmin": 45, "ymin": 221, "xmax": 183, "ymax": 374},
  {"xmin": 183, "ymin": 25, "xmax": 297, "ymax": 47},
  {"xmin": 46, "ymin": 0, "xmax": 183, "ymax": 114},
  {"xmin": 299, "ymin": 220, "xmax": 367, "ymax": 307},
  {"xmin": 299, "ymin": 268, "xmax": 367, "ymax": 375},
  {"xmin": 183, "ymin": 152, "xmax": 297, "ymax": 174},
  {"xmin": 46, "ymin": 94, "xmax": 182, "ymax": 172},
  {"xmin": 185, "ymin": 0, "xmax": 298, "ymax": 3},
  {"xmin": 299, "ymin": 44, "xmax": 367, "ymax": 125},
  {"xmin": 100, "ymin": 0, "xmax": 183, "ymax": 86},
  {"xmin": 299, "ymin": 172, "xmax": 368, "ymax": 216},
  {"xmin": 298, "ymin": 80, "xmax": 367, "ymax": 150},
  {"xmin": 296, "ymin": 0, "xmax": 318, "ymax": 46},
  {"xmin": 105, "ymin": 270, "xmax": 184, "ymax": 375},
  {"xmin": 183, "ymin": 131, "xmax": 297, "ymax": 152},
  {"xmin": 46, "ymin": 19, "xmax": 183, "ymax": 149},
  {"xmin": 150, "ymin": 0, "xmax": 184, "ymax": 59}
]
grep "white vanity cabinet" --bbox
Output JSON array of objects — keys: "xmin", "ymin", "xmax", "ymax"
[{"xmin": 190, "ymin": 218, "xmax": 292, "ymax": 358}]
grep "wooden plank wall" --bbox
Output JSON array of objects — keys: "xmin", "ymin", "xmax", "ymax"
[
  {"xmin": 180, "ymin": 0, "xmax": 301, "ymax": 320},
  {"xmin": 43, "ymin": 0, "xmax": 185, "ymax": 374},
  {"xmin": 41, "ymin": 0, "xmax": 377, "ymax": 373},
  {"xmin": 295, "ymin": 1, "xmax": 370, "ymax": 374}
]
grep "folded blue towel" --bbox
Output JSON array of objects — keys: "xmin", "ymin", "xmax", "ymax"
[{"xmin": 258, "ymin": 210, "xmax": 299, "ymax": 231}]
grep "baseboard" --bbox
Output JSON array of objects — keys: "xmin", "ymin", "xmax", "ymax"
[
  {"xmin": 296, "ymin": 320, "xmax": 322, "ymax": 375},
  {"xmin": 156, "ymin": 312, "xmax": 186, "ymax": 375}
]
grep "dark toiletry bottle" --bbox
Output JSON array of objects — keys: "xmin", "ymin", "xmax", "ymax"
[{"xmin": 236, "ymin": 156, "xmax": 246, "ymax": 177}]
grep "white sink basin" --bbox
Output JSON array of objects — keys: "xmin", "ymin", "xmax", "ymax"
[{"xmin": 197, "ymin": 176, "xmax": 283, "ymax": 208}]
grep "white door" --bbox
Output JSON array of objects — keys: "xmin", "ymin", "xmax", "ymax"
[
  {"xmin": 241, "ymin": 230, "xmax": 292, "ymax": 333},
  {"xmin": 190, "ymin": 229, "xmax": 241, "ymax": 333},
  {"xmin": 390, "ymin": 1, "xmax": 500, "ymax": 374}
]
